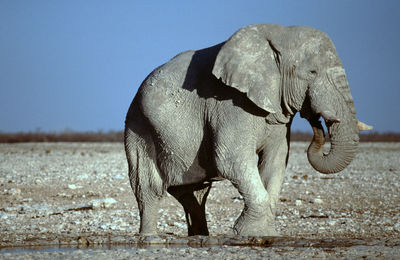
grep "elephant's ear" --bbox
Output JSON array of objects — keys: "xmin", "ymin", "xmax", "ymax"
[{"xmin": 212, "ymin": 25, "xmax": 282, "ymax": 114}]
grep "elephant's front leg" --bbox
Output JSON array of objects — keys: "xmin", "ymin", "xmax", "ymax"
[
  {"xmin": 258, "ymin": 124, "xmax": 290, "ymax": 235},
  {"xmin": 215, "ymin": 151, "xmax": 274, "ymax": 236}
]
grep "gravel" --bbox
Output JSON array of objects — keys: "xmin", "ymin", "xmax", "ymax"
[{"xmin": 0, "ymin": 142, "xmax": 399, "ymax": 258}]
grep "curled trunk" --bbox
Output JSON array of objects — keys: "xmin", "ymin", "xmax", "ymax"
[{"xmin": 307, "ymin": 120, "xmax": 359, "ymax": 174}]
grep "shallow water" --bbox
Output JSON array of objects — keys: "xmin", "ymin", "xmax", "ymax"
[{"xmin": 1, "ymin": 237, "xmax": 399, "ymax": 259}]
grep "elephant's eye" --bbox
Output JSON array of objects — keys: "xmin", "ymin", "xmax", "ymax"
[{"xmin": 310, "ymin": 70, "xmax": 317, "ymax": 75}]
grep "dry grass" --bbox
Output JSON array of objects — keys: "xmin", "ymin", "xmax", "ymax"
[{"xmin": 0, "ymin": 130, "xmax": 398, "ymax": 143}]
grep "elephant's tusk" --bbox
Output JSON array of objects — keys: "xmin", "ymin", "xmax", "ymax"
[{"xmin": 357, "ymin": 120, "xmax": 373, "ymax": 131}]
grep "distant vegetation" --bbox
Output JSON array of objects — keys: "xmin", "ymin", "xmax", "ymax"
[
  {"xmin": 0, "ymin": 130, "xmax": 123, "ymax": 143},
  {"xmin": 0, "ymin": 130, "xmax": 399, "ymax": 143}
]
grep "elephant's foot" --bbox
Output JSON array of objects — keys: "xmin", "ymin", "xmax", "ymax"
[
  {"xmin": 139, "ymin": 230, "xmax": 158, "ymax": 236},
  {"xmin": 139, "ymin": 227, "xmax": 158, "ymax": 237},
  {"xmin": 233, "ymin": 216, "xmax": 278, "ymax": 236},
  {"xmin": 233, "ymin": 207, "xmax": 279, "ymax": 236}
]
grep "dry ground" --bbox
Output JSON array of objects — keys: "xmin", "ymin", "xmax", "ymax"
[{"xmin": 0, "ymin": 142, "xmax": 399, "ymax": 258}]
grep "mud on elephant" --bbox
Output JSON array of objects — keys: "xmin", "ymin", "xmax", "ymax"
[{"xmin": 124, "ymin": 24, "xmax": 372, "ymax": 236}]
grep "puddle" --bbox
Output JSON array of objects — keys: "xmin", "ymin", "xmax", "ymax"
[
  {"xmin": 1, "ymin": 236, "xmax": 399, "ymax": 259},
  {"xmin": 1, "ymin": 235, "xmax": 398, "ymax": 252},
  {"xmin": 0, "ymin": 247, "xmax": 79, "ymax": 254}
]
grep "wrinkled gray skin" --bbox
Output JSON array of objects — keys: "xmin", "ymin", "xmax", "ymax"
[{"xmin": 125, "ymin": 24, "xmax": 360, "ymax": 236}]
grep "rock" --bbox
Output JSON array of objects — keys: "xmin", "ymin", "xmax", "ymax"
[
  {"xmin": 313, "ymin": 198, "xmax": 324, "ymax": 204},
  {"xmin": 328, "ymin": 220, "xmax": 337, "ymax": 226},
  {"xmin": 295, "ymin": 200, "xmax": 303, "ymax": 206},
  {"xmin": 100, "ymin": 224, "xmax": 108, "ymax": 230},
  {"xmin": 65, "ymin": 204, "xmax": 93, "ymax": 212},
  {"xmin": 113, "ymin": 174, "xmax": 125, "ymax": 180},
  {"xmin": 174, "ymin": 222, "xmax": 186, "ymax": 228},
  {"xmin": 4, "ymin": 188, "xmax": 21, "ymax": 196},
  {"xmin": 77, "ymin": 236, "xmax": 90, "ymax": 247},
  {"xmin": 68, "ymin": 184, "xmax": 78, "ymax": 190},
  {"xmin": 91, "ymin": 198, "xmax": 117, "ymax": 209},
  {"xmin": 232, "ymin": 196, "xmax": 243, "ymax": 203},
  {"xmin": 91, "ymin": 200, "xmax": 103, "ymax": 209},
  {"xmin": 103, "ymin": 198, "xmax": 117, "ymax": 207},
  {"xmin": 394, "ymin": 223, "xmax": 400, "ymax": 231},
  {"xmin": 77, "ymin": 173, "xmax": 89, "ymax": 180}
]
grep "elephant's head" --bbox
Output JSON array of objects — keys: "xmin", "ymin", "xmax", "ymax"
[{"xmin": 212, "ymin": 24, "xmax": 371, "ymax": 174}]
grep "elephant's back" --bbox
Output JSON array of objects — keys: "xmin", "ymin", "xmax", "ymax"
[{"xmin": 141, "ymin": 50, "xmax": 196, "ymax": 91}]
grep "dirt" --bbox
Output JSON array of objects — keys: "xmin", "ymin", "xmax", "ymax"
[{"xmin": 0, "ymin": 142, "xmax": 399, "ymax": 259}]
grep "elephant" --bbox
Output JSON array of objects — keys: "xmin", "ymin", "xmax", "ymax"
[{"xmin": 124, "ymin": 24, "xmax": 372, "ymax": 236}]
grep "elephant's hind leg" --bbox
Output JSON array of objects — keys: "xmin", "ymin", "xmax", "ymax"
[
  {"xmin": 128, "ymin": 156, "xmax": 163, "ymax": 235},
  {"xmin": 125, "ymin": 126, "xmax": 164, "ymax": 235},
  {"xmin": 168, "ymin": 182, "xmax": 212, "ymax": 236}
]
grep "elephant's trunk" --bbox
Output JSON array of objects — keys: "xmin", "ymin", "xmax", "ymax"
[
  {"xmin": 307, "ymin": 120, "xmax": 359, "ymax": 174},
  {"xmin": 306, "ymin": 68, "xmax": 359, "ymax": 174}
]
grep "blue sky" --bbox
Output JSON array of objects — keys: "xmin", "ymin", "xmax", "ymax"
[{"xmin": 1, "ymin": 1, "xmax": 399, "ymax": 133}]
